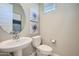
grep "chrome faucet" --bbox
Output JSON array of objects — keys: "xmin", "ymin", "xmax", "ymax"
[{"xmin": 10, "ymin": 31, "xmax": 19, "ymax": 40}]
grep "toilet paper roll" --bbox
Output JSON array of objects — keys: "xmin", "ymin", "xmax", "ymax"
[{"xmin": 52, "ymin": 40, "xmax": 56, "ymax": 43}]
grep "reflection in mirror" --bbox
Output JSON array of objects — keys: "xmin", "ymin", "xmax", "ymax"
[
  {"xmin": 0, "ymin": 3, "xmax": 25, "ymax": 34},
  {"xmin": 13, "ymin": 13, "xmax": 22, "ymax": 33}
]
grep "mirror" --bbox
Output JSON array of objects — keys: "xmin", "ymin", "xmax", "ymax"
[{"xmin": 0, "ymin": 3, "xmax": 25, "ymax": 34}]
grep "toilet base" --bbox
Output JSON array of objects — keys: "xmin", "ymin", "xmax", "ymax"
[{"xmin": 36, "ymin": 50, "xmax": 53, "ymax": 56}]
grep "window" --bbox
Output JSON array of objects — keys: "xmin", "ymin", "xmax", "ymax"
[{"xmin": 44, "ymin": 3, "xmax": 56, "ymax": 14}]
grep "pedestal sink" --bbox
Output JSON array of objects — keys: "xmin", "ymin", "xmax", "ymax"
[{"xmin": 0, "ymin": 37, "xmax": 32, "ymax": 56}]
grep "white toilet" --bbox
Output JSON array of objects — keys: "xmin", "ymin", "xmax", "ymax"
[{"xmin": 32, "ymin": 36, "xmax": 53, "ymax": 56}]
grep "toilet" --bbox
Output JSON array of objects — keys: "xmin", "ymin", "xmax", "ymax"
[{"xmin": 32, "ymin": 36, "xmax": 53, "ymax": 56}]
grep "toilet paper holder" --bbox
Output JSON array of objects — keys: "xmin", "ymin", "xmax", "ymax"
[{"xmin": 52, "ymin": 40, "xmax": 56, "ymax": 44}]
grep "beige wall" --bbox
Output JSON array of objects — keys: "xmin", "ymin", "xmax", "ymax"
[{"xmin": 40, "ymin": 3, "xmax": 79, "ymax": 56}]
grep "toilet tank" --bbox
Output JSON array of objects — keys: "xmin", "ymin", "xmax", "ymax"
[{"xmin": 32, "ymin": 36, "xmax": 41, "ymax": 48}]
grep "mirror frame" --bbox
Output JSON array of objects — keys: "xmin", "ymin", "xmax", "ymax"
[{"xmin": 0, "ymin": 3, "xmax": 26, "ymax": 34}]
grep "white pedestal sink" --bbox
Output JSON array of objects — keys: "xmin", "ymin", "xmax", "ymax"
[{"xmin": 0, "ymin": 37, "xmax": 32, "ymax": 56}]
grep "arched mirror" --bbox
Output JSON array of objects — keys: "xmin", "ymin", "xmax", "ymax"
[{"xmin": 0, "ymin": 3, "xmax": 25, "ymax": 34}]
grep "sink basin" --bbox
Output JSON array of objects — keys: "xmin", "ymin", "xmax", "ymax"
[{"xmin": 0, "ymin": 37, "xmax": 32, "ymax": 56}]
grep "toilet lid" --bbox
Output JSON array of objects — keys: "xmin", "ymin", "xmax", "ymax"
[{"xmin": 37, "ymin": 45, "xmax": 53, "ymax": 52}]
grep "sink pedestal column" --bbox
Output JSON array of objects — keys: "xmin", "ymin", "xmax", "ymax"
[{"xmin": 14, "ymin": 49, "xmax": 22, "ymax": 56}]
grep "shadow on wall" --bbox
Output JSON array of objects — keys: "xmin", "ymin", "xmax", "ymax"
[{"xmin": 0, "ymin": 26, "xmax": 12, "ymax": 42}]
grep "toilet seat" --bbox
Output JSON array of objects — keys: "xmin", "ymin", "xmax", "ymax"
[{"xmin": 36, "ymin": 45, "xmax": 53, "ymax": 55}]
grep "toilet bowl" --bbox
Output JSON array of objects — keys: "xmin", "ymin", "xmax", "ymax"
[{"xmin": 32, "ymin": 36, "xmax": 53, "ymax": 56}]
